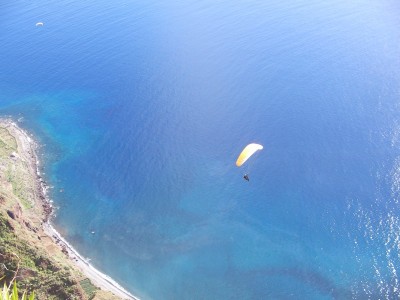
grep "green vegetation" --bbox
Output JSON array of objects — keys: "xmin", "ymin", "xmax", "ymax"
[
  {"xmin": 5, "ymin": 165, "xmax": 33, "ymax": 209},
  {"xmin": 1, "ymin": 281, "xmax": 35, "ymax": 300},
  {"xmin": 0, "ymin": 128, "xmax": 17, "ymax": 158},
  {"xmin": 0, "ymin": 127, "xmax": 34, "ymax": 209},
  {"xmin": 0, "ymin": 214, "xmax": 84, "ymax": 299},
  {"xmin": 79, "ymin": 279, "xmax": 98, "ymax": 300}
]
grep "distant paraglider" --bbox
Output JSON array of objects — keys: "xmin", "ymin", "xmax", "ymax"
[
  {"xmin": 236, "ymin": 143, "xmax": 263, "ymax": 181},
  {"xmin": 36, "ymin": 22, "xmax": 44, "ymax": 27}
]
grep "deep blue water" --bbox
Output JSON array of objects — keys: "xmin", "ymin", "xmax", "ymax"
[{"xmin": 1, "ymin": 0, "xmax": 400, "ymax": 298}]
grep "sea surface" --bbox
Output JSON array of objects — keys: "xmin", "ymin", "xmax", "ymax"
[{"xmin": 1, "ymin": 0, "xmax": 400, "ymax": 299}]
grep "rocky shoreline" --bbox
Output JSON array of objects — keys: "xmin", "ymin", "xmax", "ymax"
[{"xmin": 0, "ymin": 118, "xmax": 138, "ymax": 300}]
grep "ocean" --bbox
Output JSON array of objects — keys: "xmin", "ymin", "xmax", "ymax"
[{"xmin": 1, "ymin": 0, "xmax": 400, "ymax": 298}]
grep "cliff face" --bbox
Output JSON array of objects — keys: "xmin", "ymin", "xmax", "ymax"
[
  {"xmin": 0, "ymin": 120, "xmax": 120, "ymax": 300},
  {"xmin": 0, "ymin": 213, "xmax": 87, "ymax": 299}
]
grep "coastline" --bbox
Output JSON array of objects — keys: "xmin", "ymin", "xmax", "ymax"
[
  {"xmin": 43, "ymin": 223, "xmax": 138, "ymax": 300},
  {"xmin": 0, "ymin": 118, "xmax": 138, "ymax": 300}
]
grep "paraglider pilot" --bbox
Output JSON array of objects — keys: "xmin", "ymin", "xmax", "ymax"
[{"xmin": 236, "ymin": 143, "xmax": 263, "ymax": 182}]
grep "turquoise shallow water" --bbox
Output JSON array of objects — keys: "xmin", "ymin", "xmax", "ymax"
[{"xmin": 1, "ymin": 0, "xmax": 400, "ymax": 298}]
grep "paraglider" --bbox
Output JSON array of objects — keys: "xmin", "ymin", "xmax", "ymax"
[
  {"xmin": 35, "ymin": 22, "xmax": 44, "ymax": 27},
  {"xmin": 236, "ymin": 143, "xmax": 263, "ymax": 181}
]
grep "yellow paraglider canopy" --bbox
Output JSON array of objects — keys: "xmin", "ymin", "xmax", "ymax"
[{"xmin": 236, "ymin": 143, "xmax": 263, "ymax": 167}]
